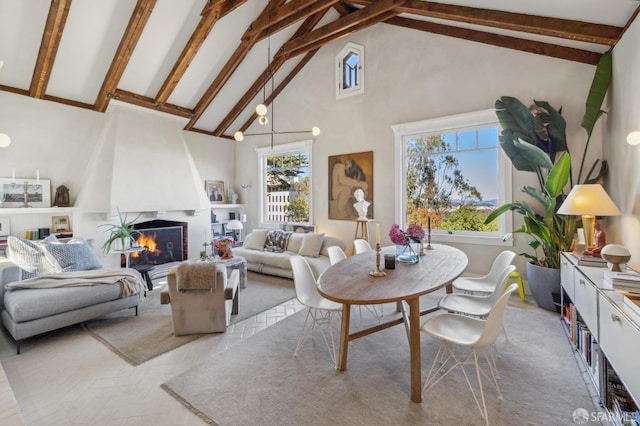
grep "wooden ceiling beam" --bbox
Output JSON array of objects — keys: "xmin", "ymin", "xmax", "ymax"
[
  {"xmin": 386, "ymin": 16, "xmax": 601, "ymax": 65},
  {"xmin": 29, "ymin": 0, "xmax": 72, "ymax": 99},
  {"xmin": 94, "ymin": 0, "xmax": 156, "ymax": 112},
  {"xmin": 237, "ymin": 49, "xmax": 319, "ymax": 135},
  {"xmin": 276, "ymin": 0, "xmax": 405, "ymax": 59},
  {"xmin": 347, "ymin": 0, "xmax": 622, "ymax": 46},
  {"xmin": 185, "ymin": 0, "xmax": 286, "ymax": 130},
  {"xmin": 332, "ymin": 2, "xmax": 353, "ymax": 16},
  {"xmin": 113, "ymin": 89, "xmax": 194, "ymax": 118},
  {"xmin": 154, "ymin": 0, "xmax": 246, "ymax": 104},
  {"xmin": 248, "ymin": 0, "xmax": 339, "ymax": 37},
  {"xmin": 214, "ymin": 8, "xmax": 328, "ymax": 137}
]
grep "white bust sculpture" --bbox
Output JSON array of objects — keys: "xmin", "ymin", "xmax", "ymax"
[{"xmin": 353, "ymin": 188, "xmax": 370, "ymax": 220}]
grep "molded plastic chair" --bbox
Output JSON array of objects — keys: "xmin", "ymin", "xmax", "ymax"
[
  {"xmin": 505, "ymin": 270, "xmax": 526, "ymax": 301},
  {"xmin": 290, "ymin": 255, "xmax": 342, "ymax": 367},
  {"xmin": 452, "ymin": 250, "xmax": 516, "ymax": 294},
  {"xmin": 421, "ymin": 283, "xmax": 519, "ymax": 425},
  {"xmin": 327, "ymin": 245, "xmax": 347, "ymax": 265},
  {"xmin": 353, "ymin": 239, "xmax": 373, "ymax": 255}
]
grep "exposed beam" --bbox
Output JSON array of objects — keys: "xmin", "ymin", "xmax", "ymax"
[
  {"xmin": 185, "ymin": 0, "xmax": 286, "ymax": 130},
  {"xmin": 332, "ymin": 2, "xmax": 353, "ymax": 16},
  {"xmin": 214, "ymin": 8, "xmax": 329, "ymax": 137},
  {"xmin": 386, "ymin": 16, "xmax": 601, "ymax": 65},
  {"xmin": 113, "ymin": 89, "xmax": 194, "ymax": 118},
  {"xmin": 276, "ymin": 0, "xmax": 405, "ymax": 59},
  {"xmin": 237, "ymin": 49, "xmax": 318, "ymax": 135},
  {"xmin": 43, "ymin": 94, "xmax": 94, "ymax": 110},
  {"xmin": 347, "ymin": 0, "xmax": 622, "ymax": 46},
  {"xmin": 94, "ymin": 0, "xmax": 156, "ymax": 112},
  {"xmin": 154, "ymin": 0, "xmax": 247, "ymax": 104},
  {"xmin": 247, "ymin": 0, "xmax": 339, "ymax": 36},
  {"xmin": 29, "ymin": 0, "xmax": 72, "ymax": 98}
]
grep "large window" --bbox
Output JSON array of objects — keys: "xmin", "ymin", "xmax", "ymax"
[
  {"xmin": 392, "ymin": 110, "xmax": 512, "ymax": 245},
  {"xmin": 256, "ymin": 140, "xmax": 312, "ymax": 226}
]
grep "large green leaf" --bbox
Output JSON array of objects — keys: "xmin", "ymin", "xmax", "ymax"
[
  {"xmin": 545, "ymin": 152, "xmax": 571, "ymax": 198},
  {"xmin": 581, "ymin": 51, "xmax": 612, "ymax": 136},
  {"xmin": 513, "ymin": 139, "xmax": 554, "ymax": 170},
  {"xmin": 533, "ymin": 100, "xmax": 567, "ymax": 154},
  {"xmin": 495, "ymin": 97, "xmax": 535, "ymax": 136}
]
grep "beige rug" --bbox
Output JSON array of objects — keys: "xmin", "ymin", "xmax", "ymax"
[
  {"xmin": 82, "ymin": 272, "xmax": 295, "ymax": 365},
  {"xmin": 162, "ymin": 295, "xmax": 601, "ymax": 425}
]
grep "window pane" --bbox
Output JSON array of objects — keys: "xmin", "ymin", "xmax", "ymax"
[
  {"xmin": 478, "ymin": 127, "xmax": 498, "ymax": 148},
  {"xmin": 458, "ymin": 130, "xmax": 476, "ymax": 151},
  {"xmin": 265, "ymin": 152, "xmax": 310, "ymax": 223}
]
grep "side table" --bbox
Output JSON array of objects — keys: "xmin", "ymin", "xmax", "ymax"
[
  {"xmin": 221, "ymin": 256, "xmax": 247, "ymax": 289},
  {"xmin": 131, "ymin": 264, "xmax": 155, "ymax": 292}
]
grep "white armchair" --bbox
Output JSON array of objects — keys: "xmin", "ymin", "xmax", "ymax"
[{"xmin": 166, "ymin": 261, "xmax": 239, "ymax": 335}]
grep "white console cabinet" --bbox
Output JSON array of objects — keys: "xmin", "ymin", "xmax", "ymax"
[{"xmin": 560, "ymin": 253, "xmax": 639, "ymax": 422}]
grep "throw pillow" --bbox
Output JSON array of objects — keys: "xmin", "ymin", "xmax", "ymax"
[
  {"xmin": 298, "ymin": 233, "xmax": 325, "ymax": 258},
  {"xmin": 265, "ymin": 230, "xmax": 292, "ymax": 253},
  {"xmin": 7, "ymin": 236, "xmax": 60, "ymax": 279},
  {"xmin": 41, "ymin": 238, "xmax": 103, "ymax": 272},
  {"xmin": 244, "ymin": 229, "xmax": 269, "ymax": 250}
]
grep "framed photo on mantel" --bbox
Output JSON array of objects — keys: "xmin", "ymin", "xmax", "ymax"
[
  {"xmin": 0, "ymin": 178, "xmax": 51, "ymax": 208},
  {"xmin": 205, "ymin": 180, "xmax": 226, "ymax": 204}
]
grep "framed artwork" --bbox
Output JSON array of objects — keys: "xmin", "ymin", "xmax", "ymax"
[
  {"xmin": 0, "ymin": 178, "xmax": 51, "ymax": 208},
  {"xmin": 328, "ymin": 151, "xmax": 373, "ymax": 220},
  {"xmin": 52, "ymin": 215, "xmax": 71, "ymax": 232},
  {"xmin": 205, "ymin": 180, "xmax": 226, "ymax": 204},
  {"xmin": 0, "ymin": 216, "xmax": 10, "ymax": 236}
]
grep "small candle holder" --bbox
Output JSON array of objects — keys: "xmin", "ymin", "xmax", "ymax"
[
  {"xmin": 419, "ymin": 241, "xmax": 425, "ymax": 256},
  {"xmin": 426, "ymin": 229, "xmax": 433, "ymax": 250},
  {"xmin": 369, "ymin": 243, "xmax": 387, "ymax": 277}
]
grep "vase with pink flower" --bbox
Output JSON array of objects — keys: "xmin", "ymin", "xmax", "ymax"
[{"xmin": 389, "ymin": 224, "xmax": 424, "ymax": 264}]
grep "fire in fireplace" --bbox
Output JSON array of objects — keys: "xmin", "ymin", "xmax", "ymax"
[{"xmin": 129, "ymin": 220, "xmax": 188, "ymax": 267}]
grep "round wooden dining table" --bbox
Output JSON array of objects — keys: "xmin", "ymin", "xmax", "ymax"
[{"xmin": 317, "ymin": 244, "xmax": 468, "ymax": 403}]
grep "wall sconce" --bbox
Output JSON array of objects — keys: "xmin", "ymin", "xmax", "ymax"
[{"xmin": 627, "ymin": 131, "xmax": 640, "ymax": 145}]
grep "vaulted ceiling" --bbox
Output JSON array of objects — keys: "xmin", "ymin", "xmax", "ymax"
[{"xmin": 1, "ymin": 0, "xmax": 638, "ymax": 141}]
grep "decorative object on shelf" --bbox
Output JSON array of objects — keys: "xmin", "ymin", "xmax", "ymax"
[
  {"xmin": 600, "ymin": 244, "xmax": 631, "ymax": 272},
  {"xmin": 228, "ymin": 188, "xmax": 238, "ymax": 204},
  {"xmin": 232, "ymin": 11, "xmax": 319, "ymax": 149},
  {"xmin": 51, "ymin": 215, "xmax": 70, "ymax": 233},
  {"xmin": 214, "ymin": 237, "xmax": 235, "ymax": 259},
  {"xmin": 205, "ymin": 180, "xmax": 226, "ymax": 204},
  {"xmin": 353, "ymin": 188, "xmax": 370, "ymax": 220},
  {"xmin": 557, "ymin": 184, "xmax": 620, "ymax": 251},
  {"xmin": 99, "ymin": 208, "xmax": 141, "ymax": 253},
  {"xmin": 0, "ymin": 176, "xmax": 51, "ymax": 208},
  {"xmin": 389, "ymin": 223, "xmax": 424, "ymax": 264},
  {"xmin": 53, "ymin": 184, "xmax": 71, "ymax": 207},
  {"xmin": 384, "ymin": 254, "xmax": 395, "ymax": 269},
  {"xmin": 226, "ymin": 219, "xmax": 243, "ymax": 242}
]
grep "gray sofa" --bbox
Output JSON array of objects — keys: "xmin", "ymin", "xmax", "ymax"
[
  {"xmin": 0, "ymin": 236, "xmax": 145, "ymax": 353},
  {"xmin": 232, "ymin": 229, "xmax": 346, "ymax": 279}
]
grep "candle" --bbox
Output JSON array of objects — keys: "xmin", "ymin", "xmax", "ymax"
[
  {"xmin": 376, "ymin": 223, "xmax": 380, "ymax": 245},
  {"xmin": 36, "ymin": 169, "xmax": 40, "ymax": 184},
  {"xmin": 11, "ymin": 168, "xmax": 15, "ymax": 182},
  {"xmin": 428, "ymin": 216, "xmax": 431, "ymax": 231}
]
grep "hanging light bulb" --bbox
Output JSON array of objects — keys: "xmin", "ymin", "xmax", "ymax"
[
  {"xmin": 0, "ymin": 133, "xmax": 10, "ymax": 148},
  {"xmin": 255, "ymin": 103, "xmax": 268, "ymax": 117},
  {"xmin": 234, "ymin": 131, "xmax": 244, "ymax": 142},
  {"xmin": 259, "ymin": 115, "xmax": 269, "ymax": 126},
  {"xmin": 311, "ymin": 126, "xmax": 320, "ymax": 136}
]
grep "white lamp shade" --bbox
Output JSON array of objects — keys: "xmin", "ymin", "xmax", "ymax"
[
  {"xmin": 0, "ymin": 133, "xmax": 10, "ymax": 148},
  {"xmin": 627, "ymin": 131, "xmax": 640, "ymax": 146},
  {"xmin": 227, "ymin": 219, "xmax": 243, "ymax": 230},
  {"xmin": 557, "ymin": 184, "xmax": 621, "ymax": 216},
  {"xmin": 234, "ymin": 131, "xmax": 244, "ymax": 142}
]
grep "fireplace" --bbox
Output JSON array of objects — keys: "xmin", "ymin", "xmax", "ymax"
[{"xmin": 130, "ymin": 220, "xmax": 188, "ymax": 267}]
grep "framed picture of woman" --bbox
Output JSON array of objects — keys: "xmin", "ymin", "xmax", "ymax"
[
  {"xmin": 205, "ymin": 180, "xmax": 226, "ymax": 204},
  {"xmin": 328, "ymin": 151, "xmax": 373, "ymax": 220}
]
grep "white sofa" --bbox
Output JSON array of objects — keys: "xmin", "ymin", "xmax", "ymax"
[{"xmin": 232, "ymin": 229, "xmax": 346, "ymax": 279}]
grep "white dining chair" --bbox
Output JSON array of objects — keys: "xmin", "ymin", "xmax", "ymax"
[
  {"xmin": 353, "ymin": 239, "xmax": 373, "ymax": 255},
  {"xmin": 290, "ymin": 255, "xmax": 342, "ymax": 368},
  {"xmin": 421, "ymin": 283, "xmax": 519, "ymax": 425},
  {"xmin": 452, "ymin": 250, "xmax": 515, "ymax": 295}
]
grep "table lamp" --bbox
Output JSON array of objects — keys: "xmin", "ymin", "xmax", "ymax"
[
  {"xmin": 226, "ymin": 219, "xmax": 243, "ymax": 243},
  {"xmin": 557, "ymin": 184, "xmax": 621, "ymax": 248}
]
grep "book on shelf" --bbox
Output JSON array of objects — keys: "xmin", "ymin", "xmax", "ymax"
[
  {"xmin": 603, "ymin": 270, "xmax": 640, "ymax": 293},
  {"xmin": 571, "ymin": 251, "xmax": 608, "ymax": 267}
]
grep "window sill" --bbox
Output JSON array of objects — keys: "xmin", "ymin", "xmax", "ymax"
[{"xmin": 429, "ymin": 233, "xmax": 513, "ymax": 247}]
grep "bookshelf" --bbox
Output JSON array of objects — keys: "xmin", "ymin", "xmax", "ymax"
[{"xmin": 560, "ymin": 253, "xmax": 640, "ymax": 424}]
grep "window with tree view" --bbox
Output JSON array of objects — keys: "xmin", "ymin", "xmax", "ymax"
[
  {"xmin": 394, "ymin": 110, "xmax": 511, "ymax": 243},
  {"xmin": 257, "ymin": 141, "xmax": 312, "ymax": 225}
]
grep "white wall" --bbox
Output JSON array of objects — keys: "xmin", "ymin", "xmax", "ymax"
[
  {"xmin": 237, "ymin": 23, "xmax": 599, "ymax": 275},
  {"xmin": 604, "ymin": 16, "xmax": 640, "ymax": 271}
]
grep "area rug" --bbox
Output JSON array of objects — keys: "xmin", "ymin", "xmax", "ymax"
[
  {"xmin": 161, "ymin": 299, "xmax": 601, "ymax": 425},
  {"xmin": 82, "ymin": 272, "xmax": 295, "ymax": 366}
]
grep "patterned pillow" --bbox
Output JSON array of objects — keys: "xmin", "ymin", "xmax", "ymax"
[
  {"xmin": 7, "ymin": 236, "xmax": 60, "ymax": 279},
  {"xmin": 41, "ymin": 238, "xmax": 102, "ymax": 272},
  {"xmin": 264, "ymin": 230, "xmax": 293, "ymax": 252}
]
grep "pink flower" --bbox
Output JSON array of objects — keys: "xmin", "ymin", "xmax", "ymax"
[
  {"xmin": 214, "ymin": 237, "xmax": 235, "ymax": 250},
  {"xmin": 389, "ymin": 223, "xmax": 424, "ymax": 245}
]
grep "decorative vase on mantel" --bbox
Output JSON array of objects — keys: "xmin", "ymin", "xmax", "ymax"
[{"xmin": 396, "ymin": 243, "xmax": 420, "ymax": 264}]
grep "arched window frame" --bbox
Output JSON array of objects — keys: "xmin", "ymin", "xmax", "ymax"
[{"xmin": 336, "ymin": 42, "xmax": 364, "ymax": 100}]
